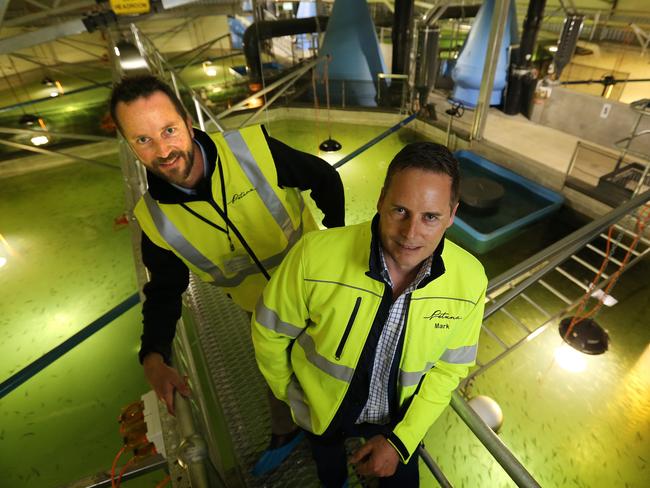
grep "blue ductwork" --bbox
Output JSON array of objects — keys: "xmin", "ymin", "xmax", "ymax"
[
  {"xmin": 317, "ymin": 0, "xmax": 387, "ymax": 107},
  {"xmin": 451, "ymin": 0, "xmax": 518, "ymax": 107}
]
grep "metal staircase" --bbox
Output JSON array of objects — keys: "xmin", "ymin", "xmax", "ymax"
[{"xmin": 463, "ymin": 190, "xmax": 650, "ymax": 386}]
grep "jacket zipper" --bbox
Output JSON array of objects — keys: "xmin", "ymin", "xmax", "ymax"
[{"xmin": 335, "ymin": 297, "xmax": 362, "ymax": 360}]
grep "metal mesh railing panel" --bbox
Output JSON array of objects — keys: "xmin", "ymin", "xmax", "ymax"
[{"xmin": 184, "ymin": 276, "xmax": 319, "ymax": 487}]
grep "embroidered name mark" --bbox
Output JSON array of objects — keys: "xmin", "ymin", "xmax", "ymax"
[
  {"xmin": 434, "ymin": 323, "xmax": 449, "ymax": 329},
  {"xmin": 424, "ymin": 309, "xmax": 462, "ymax": 321},
  {"xmin": 230, "ymin": 188, "xmax": 255, "ymax": 204}
]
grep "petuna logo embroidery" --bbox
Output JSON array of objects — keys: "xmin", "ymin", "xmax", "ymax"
[
  {"xmin": 230, "ymin": 187, "xmax": 255, "ymax": 204},
  {"xmin": 424, "ymin": 309, "xmax": 462, "ymax": 321}
]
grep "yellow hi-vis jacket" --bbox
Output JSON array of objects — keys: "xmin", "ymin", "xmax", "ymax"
[
  {"xmin": 134, "ymin": 125, "xmax": 318, "ymax": 311},
  {"xmin": 252, "ymin": 220, "xmax": 486, "ymax": 462}
]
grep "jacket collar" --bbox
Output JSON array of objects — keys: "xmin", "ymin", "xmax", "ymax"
[
  {"xmin": 366, "ymin": 214, "xmax": 446, "ymax": 288},
  {"xmin": 146, "ymin": 128, "xmax": 216, "ymax": 203}
]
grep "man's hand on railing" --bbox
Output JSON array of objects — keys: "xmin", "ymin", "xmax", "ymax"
[
  {"xmin": 349, "ymin": 434, "xmax": 400, "ymax": 478},
  {"xmin": 142, "ymin": 352, "xmax": 191, "ymax": 415}
]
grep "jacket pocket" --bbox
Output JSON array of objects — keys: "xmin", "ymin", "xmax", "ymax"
[{"xmin": 335, "ymin": 297, "xmax": 362, "ymax": 360}]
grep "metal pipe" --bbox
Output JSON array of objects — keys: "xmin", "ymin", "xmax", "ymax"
[
  {"xmin": 417, "ymin": 445, "xmax": 453, "ymax": 487},
  {"xmin": 451, "ymin": 392, "xmax": 541, "ymax": 488},
  {"xmin": 243, "ymin": 16, "xmax": 329, "ymax": 87},
  {"xmin": 470, "ymin": 0, "xmax": 510, "ymax": 141},
  {"xmin": 332, "ymin": 113, "xmax": 417, "ymax": 169},
  {"xmin": 392, "ymin": 0, "xmax": 415, "ymax": 75}
]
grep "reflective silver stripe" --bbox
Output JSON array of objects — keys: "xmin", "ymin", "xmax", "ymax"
[
  {"xmin": 143, "ymin": 192, "xmax": 223, "ymax": 281},
  {"xmin": 296, "ymin": 333, "xmax": 354, "ymax": 383},
  {"xmin": 143, "ymin": 192, "xmax": 304, "ymax": 288},
  {"xmin": 255, "ymin": 301, "xmax": 303, "ymax": 338},
  {"xmin": 440, "ymin": 344, "xmax": 477, "ymax": 364},
  {"xmin": 287, "ymin": 376, "xmax": 312, "ymax": 430},
  {"xmin": 223, "ymin": 130, "xmax": 295, "ymax": 240},
  {"xmin": 399, "ymin": 362, "xmax": 435, "ymax": 388}
]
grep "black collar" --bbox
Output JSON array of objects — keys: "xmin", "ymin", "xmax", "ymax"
[
  {"xmin": 146, "ymin": 128, "xmax": 216, "ymax": 203},
  {"xmin": 366, "ymin": 214, "xmax": 446, "ymax": 288}
]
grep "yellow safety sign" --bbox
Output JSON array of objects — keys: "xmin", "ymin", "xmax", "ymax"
[{"xmin": 110, "ymin": 0, "xmax": 151, "ymax": 15}]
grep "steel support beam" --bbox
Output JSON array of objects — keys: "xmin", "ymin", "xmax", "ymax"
[
  {"xmin": 0, "ymin": 138, "xmax": 118, "ymax": 170},
  {"xmin": 0, "ymin": 126, "xmax": 112, "ymax": 142},
  {"xmin": 2, "ymin": 0, "xmax": 93, "ymax": 27},
  {"xmin": 9, "ymin": 52, "xmax": 107, "ymax": 90},
  {"xmin": 0, "ymin": 18, "xmax": 87, "ymax": 54},
  {"xmin": 470, "ymin": 0, "xmax": 509, "ymax": 141}
]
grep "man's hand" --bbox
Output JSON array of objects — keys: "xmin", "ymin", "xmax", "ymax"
[
  {"xmin": 142, "ymin": 352, "xmax": 191, "ymax": 415},
  {"xmin": 349, "ymin": 435, "xmax": 400, "ymax": 478}
]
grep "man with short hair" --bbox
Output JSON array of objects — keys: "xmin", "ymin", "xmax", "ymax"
[
  {"xmin": 110, "ymin": 74, "xmax": 344, "ymax": 475},
  {"xmin": 253, "ymin": 142, "xmax": 486, "ymax": 486}
]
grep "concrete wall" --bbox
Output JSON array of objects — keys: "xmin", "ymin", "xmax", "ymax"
[{"xmin": 531, "ymin": 86, "xmax": 650, "ymax": 158}]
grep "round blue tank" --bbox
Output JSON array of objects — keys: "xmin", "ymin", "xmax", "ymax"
[{"xmin": 451, "ymin": 0, "xmax": 518, "ymax": 107}]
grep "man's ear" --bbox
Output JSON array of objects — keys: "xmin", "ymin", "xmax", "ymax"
[
  {"xmin": 377, "ymin": 187, "xmax": 386, "ymax": 213},
  {"xmin": 186, "ymin": 116, "xmax": 194, "ymax": 136},
  {"xmin": 447, "ymin": 202, "xmax": 459, "ymax": 228}
]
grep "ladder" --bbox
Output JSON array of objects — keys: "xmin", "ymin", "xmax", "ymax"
[{"xmin": 464, "ymin": 189, "xmax": 650, "ymax": 385}]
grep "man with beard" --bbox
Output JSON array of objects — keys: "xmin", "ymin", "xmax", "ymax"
[{"xmin": 110, "ymin": 74, "xmax": 344, "ymax": 475}]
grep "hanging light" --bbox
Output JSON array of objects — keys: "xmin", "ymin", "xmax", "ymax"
[
  {"xmin": 19, "ymin": 114, "xmax": 39, "ymax": 126},
  {"xmin": 31, "ymin": 135, "xmax": 50, "ymax": 146},
  {"xmin": 319, "ymin": 138, "xmax": 342, "ymax": 152},
  {"xmin": 558, "ymin": 317, "xmax": 609, "ymax": 355},
  {"xmin": 202, "ymin": 61, "xmax": 217, "ymax": 77}
]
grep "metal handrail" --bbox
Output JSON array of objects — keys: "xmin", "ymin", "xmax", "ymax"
[
  {"xmin": 236, "ymin": 59, "xmax": 324, "ymax": 128},
  {"xmin": 486, "ymin": 189, "xmax": 650, "ymax": 313},
  {"xmin": 450, "ymin": 392, "xmax": 541, "ymax": 488},
  {"xmin": 418, "ymin": 445, "xmax": 453, "ymax": 487},
  {"xmin": 129, "ymin": 24, "xmax": 225, "ymax": 133},
  {"xmin": 216, "ymin": 56, "xmax": 323, "ymax": 119}
]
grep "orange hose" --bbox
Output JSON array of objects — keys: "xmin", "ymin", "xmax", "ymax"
[
  {"xmin": 111, "ymin": 446, "xmax": 127, "ymax": 488},
  {"xmin": 116, "ymin": 457, "xmax": 136, "ymax": 487},
  {"xmin": 564, "ymin": 204, "xmax": 650, "ymax": 339}
]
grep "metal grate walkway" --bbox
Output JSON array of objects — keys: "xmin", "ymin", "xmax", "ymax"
[{"xmin": 183, "ymin": 277, "xmax": 320, "ymax": 487}]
